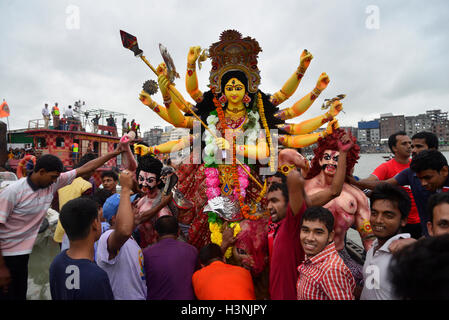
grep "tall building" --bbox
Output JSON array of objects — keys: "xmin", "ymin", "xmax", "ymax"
[
  {"xmin": 143, "ymin": 126, "xmax": 163, "ymax": 146},
  {"xmin": 357, "ymin": 120, "xmax": 380, "ymax": 145},
  {"xmin": 380, "ymin": 114, "xmax": 405, "ymax": 140}
]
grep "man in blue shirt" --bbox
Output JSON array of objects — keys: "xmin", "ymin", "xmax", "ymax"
[{"xmin": 49, "ymin": 197, "xmax": 114, "ymax": 300}]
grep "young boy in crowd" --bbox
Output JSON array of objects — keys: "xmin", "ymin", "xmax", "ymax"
[
  {"xmin": 101, "ymin": 170, "xmax": 119, "ymax": 194},
  {"xmin": 95, "ymin": 170, "xmax": 147, "ymax": 300},
  {"xmin": 297, "ymin": 206, "xmax": 355, "ymax": 300},
  {"xmin": 360, "ymin": 183, "xmax": 411, "ymax": 300},
  {"xmin": 49, "ymin": 198, "xmax": 114, "ymax": 300}
]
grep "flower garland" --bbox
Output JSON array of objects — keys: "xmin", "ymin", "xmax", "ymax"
[
  {"xmin": 208, "ymin": 213, "xmax": 241, "ymax": 259},
  {"xmin": 205, "ymin": 92, "xmax": 270, "ymax": 220}
]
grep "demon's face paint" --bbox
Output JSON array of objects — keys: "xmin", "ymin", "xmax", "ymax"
[
  {"xmin": 138, "ymin": 171, "xmax": 158, "ymax": 194},
  {"xmin": 319, "ymin": 149, "xmax": 339, "ymax": 176}
]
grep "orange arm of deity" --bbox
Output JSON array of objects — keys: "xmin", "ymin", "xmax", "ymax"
[
  {"xmin": 273, "ymin": 73, "xmax": 330, "ymax": 121},
  {"xmin": 158, "ymin": 73, "xmax": 195, "ymax": 129},
  {"xmin": 279, "ymin": 119, "xmax": 339, "ymax": 148},
  {"xmin": 138, "ymin": 90, "xmax": 172, "ymax": 124},
  {"xmin": 353, "ymin": 188, "xmax": 376, "ymax": 251},
  {"xmin": 270, "ymin": 49, "xmax": 313, "ymax": 106},
  {"xmin": 134, "ymin": 136, "xmax": 192, "ymax": 156},
  {"xmin": 277, "ymin": 101, "xmax": 343, "ymax": 135},
  {"xmin": 236, "ymin": 140, "xmax": 270, "ymax": 161},
  {"xmin": 185, "ymin": 46, "xmax": 204, "ymax": 104}
]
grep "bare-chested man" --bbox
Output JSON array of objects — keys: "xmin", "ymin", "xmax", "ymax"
[{"xmin": 304, "ymin": 129, "xmax": 375, "ymax": 291}]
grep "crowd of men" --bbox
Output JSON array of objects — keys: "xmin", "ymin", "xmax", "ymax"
[{"xmin": 0, "ymin": 130, "xmax": 448, "ymax": 301}]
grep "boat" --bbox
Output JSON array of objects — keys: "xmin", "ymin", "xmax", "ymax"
[{"xmin": 6, "ymin": 107, "xmax": 139, "ymax": 186}]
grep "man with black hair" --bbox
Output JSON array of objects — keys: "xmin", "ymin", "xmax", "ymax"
[
  {"xmin": 192, "ymin": 243, "xmax": 255, "ymax": 300},
  {"xmin": 142, "ymin": 215, "xmax": 198, "ymax": 300},
  {"xmin": 352, "ymin": 132, "xmax": 421, "ymax": 239},
  {"xmin": 101, "ymin": 170, "xmax": 118, "ymax": 194},
  {"xmin": 268, "ymin": 148, "xmax": 310, "ymax": 300},
  {"xmin": 360, "ymin": 183, "xmax": 411, "ymax": 300},
  {"xmin": 54, "ymin": 153, "xmax": 97, "ymax": 249},
  {"xmin": 389, "ymin": 234, "xmax": 449, "ymax": 300},
  {"xmin": 427, "ymin": 192, "xmax": 449, "ymax": 237},
  {"xmin": 49, "ymin": 197, "xmax": 114, "ymax": 300},
  {"xmin": 297, "ymin": 206, "xmax": 355, "ymax": 300},
  {"xmin": 350, "ymin": 131, "xmax": 440, "ymax": 238},
  {"xmin": 266, "ymin": 171, "xmax": 287, "ymax": 189},
  {"xmin": 96, "ymin": 170, "xmax": 147, "ymax": 300},
  {"xmin": 403, "ymin": 149, "xmax": 449, "ymax": 237},
  {"xmin": 410, "ymin": 131, "xmax": 439, "ymax": 158},
  {"xmin": 0, "ymin": 146, "xmax": 124, "ymax": 300}
]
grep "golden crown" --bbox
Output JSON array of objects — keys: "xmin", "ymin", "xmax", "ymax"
[{"xmin": 208, "ymin": 30, "xmax": 262, "ymax": 94}]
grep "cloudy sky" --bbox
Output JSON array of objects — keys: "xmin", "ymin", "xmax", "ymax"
[{"xmin": 1, "ymin": 0, "xmax": 448, "ymax": 132}]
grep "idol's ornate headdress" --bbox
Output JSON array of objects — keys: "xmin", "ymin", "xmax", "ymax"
[{"xmin": 208, "ymin": 30, "xmax": 262, "ymax": 94}]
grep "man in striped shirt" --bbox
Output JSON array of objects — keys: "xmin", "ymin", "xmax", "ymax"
[
  {"xmin": 297, "ymin": 206, "xmax": 355, "ymax": 300},
  {"xmin": 0, "ymin": 145, "xmax": 124, "ymax": 300}
]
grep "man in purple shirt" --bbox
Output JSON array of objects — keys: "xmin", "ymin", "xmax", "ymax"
[{"xmin": 143, "ymin": 215, "xmax": 198, "ymax": 300}]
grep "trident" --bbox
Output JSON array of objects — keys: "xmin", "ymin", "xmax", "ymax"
[{"xmin": 119, "ymin": 30, "xmax": 266, "ymax": 189}]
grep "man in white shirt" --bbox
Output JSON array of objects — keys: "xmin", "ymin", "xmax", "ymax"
[
  {"xmin": 42, "ymin": 104, "xmax": 50, "ymax": 129},
  {"xmin": 360, "ymin": 183, "xmax": 411, "ymax": 300},
  {"xmin": 95, "ymin": 171, "xmax": 147, "ymax": 300}
]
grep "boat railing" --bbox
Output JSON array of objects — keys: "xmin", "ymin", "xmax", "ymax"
[{"xmin": 28, "ymin": 119, "xmax": 46, "ymax": 129}]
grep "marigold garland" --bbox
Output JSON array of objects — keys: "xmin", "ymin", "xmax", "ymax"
[{"xmin": 208, "ymin": 220, "xmax": 241, "ymax": 259}]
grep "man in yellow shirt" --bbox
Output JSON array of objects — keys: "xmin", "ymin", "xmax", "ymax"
[{"xmin": 53, "ymin": 154, "xmax": 96, "ymax": 247}]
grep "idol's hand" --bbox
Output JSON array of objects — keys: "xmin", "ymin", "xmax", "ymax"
[
  {"xmin": 315, "ymin": 72, "xmax": 330, "ymax": 91},
  {"xmin": 215, "ymin": 138, "xmax": 230, "ymax": 151},
  {"xmin": 326, "ymin": 100, "xmax": 343, "ymax": 118},
  {"xmin": 325, "ymin": 119, "xmax": 339, "ymax": 137},
  {"xmin": 156, "ymin": 63, "xmax": 167, "ymax": 76},
  {"xmin": 299, "ymin": 49, "xmax": 313, "ymax": 70},
  {"xmin": 338, "ymin": 130, "xmax": 354, "ymax": 153},
  {"xmin": 138, "ymin": 90, "xmax": 154, "ymax": 106},
  {"xmin": 158, "ymin": 74, "xmax": 171, "ymax": 99},
  {"xmin": 187, "ymin": 46, "xmax": 202, "ymax": 66},
  {"xmin": 134, "ymin": 144, "xmax": 150, "ymax": 156}
]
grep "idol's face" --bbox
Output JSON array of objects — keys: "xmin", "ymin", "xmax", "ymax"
[
  {"xmin": 224, "ymin": 78, "xmax": 245, "ymax": 105},
  {"xmin": 319, "ymin": 149, "xmax": 339, "ymax": 177},
  {"xmin": 138, "ymin": 171, "xmax": 158, "ymax": 194}
]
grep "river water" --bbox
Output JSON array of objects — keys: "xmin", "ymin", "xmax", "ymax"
[{"xmin": 26, "ymin": 152, "xmax": 449, "ymax": 300}]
